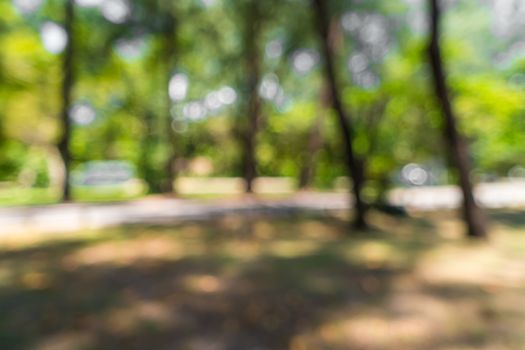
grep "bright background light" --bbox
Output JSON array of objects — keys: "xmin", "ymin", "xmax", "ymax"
[
  {"xmin": 169, "ymin": 74, "xmax": 189, "ymax": 102},
  {"xmin": 40, "ymin": 22, "xmax": 68, "ymax": 54},
  {"xmin": 101, "ymin": 0, "xmax": 131, "ymax": 24},
  {"xmin": 12, "ymin": 0, "xmax": 42, "ymax": 15}
]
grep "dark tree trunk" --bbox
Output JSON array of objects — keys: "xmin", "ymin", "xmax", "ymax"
[
  {"xmin": 120, "ymin": 68, "xmax": 163, "ymax": 194},
  {"xmin": 161, "ymin": 7, "xmax": 178, "ymax": 194},
  {"xmin": 243, "ymin": 83, "xmax": 261, "ymax": 194},
  {"xmin": 312, "ymin": 0, "xmax": 367, "ymax": 229},
  {"xmin": 298, "ymin": 113, "xmax": 323, "ymax": 189},
  {"xmin": 427, "ymin": 0, "xmax": 487, "ymax": 238},
  {"xmin": 242, "ymin": 11, "xmax": 262, "ymax": 194},
  {"xmin": 139, "ymin": 110, "xmax": 163, "ymax": 193},
  {"xmin": 58, "ymin": 0, "xmax": 75, "ymax": 202}
]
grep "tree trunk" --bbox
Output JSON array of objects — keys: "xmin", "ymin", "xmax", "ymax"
[
  {"xmin": 58, "ymin": 0, "xmax": 75, "ymax": 202},
  {"xmin": 161, "ymin": 6, "xmax": 178, "ymax": 194},
  {"xmin": 139, "ymin": 109, "xmax": 163, "ymax": 194},
  {"xmin": 242, "ymin": 10, "xmax": 262, "ymax": 194},
  {"xmin": 298, "ymin": 113, "xmax": 324, "ymax": 189},
  {"xmin": 427, "ymin": 0, "xmax": 487, "ymax": 238},
  {"xmin": 312, "ymin": 0, "xmax": 367, "ymax": 229}
]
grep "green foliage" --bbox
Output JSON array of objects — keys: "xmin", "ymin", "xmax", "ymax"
[{"xmin": 0, "ymin": 0, "xmax": 524, "ymax": 201}]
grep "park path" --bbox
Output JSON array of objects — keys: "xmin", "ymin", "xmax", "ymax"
[
  {"xmin": 1, "ymin": 181, "xmax": 525, "ymax": 236},
  {"xmin": 389, "ymin": 180, "xmax": 525, "ymax": 210},
  {"xmin": 0, "ymin": 192, "xmax": 348, "ymax": 236}
]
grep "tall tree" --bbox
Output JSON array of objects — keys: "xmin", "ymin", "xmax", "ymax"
[
  {"xmin": 160, "ymin": 2, "xmax": 178, "ymax": 194},
  {"xmin": 312, "ymin": 0, "xmax": 367, "ymax": 229},
  {"xmin": 427, "ymin": 0, "xmax": 487, "ymax": 238},
  {"xmin": 57, "ymin": 0, "xmax": 75, "ymax": 202},
  {"xmin": 240, "ymin": 1, "xmax": 263, "ymax": 194}
]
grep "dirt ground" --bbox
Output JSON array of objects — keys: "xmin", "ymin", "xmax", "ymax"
[{"xmin": 0, "ymin": 210, "xmax": 524, "ymax": 350}]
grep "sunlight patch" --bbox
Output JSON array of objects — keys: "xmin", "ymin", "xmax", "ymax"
[
  {"xmin": 104, "ymin": 300, "xmax": 173, "ymax": 335},
  {"xmin": 21, "ymin": 271, "xmax": 50, "ymax": 290},
  {"xmin": 340, "ymin": 241, "xmax": 403, "ymax": 268},
  {"xmin": 221, "ymin": 241, "xmax": 260, "ymax": 260},
  {"xmin": 417, "ymin": 246, "xmax": 509, "ymax": 287},
  {"xmin": 300, "ymin": 221, "xmax": 340, "ymax": 239},
  {"xmin": 267, "ymin": 240, "xmax": 320, "ymax": 258},
  {"xmin": 292, "ymin": 312, "xmax": 436, "ymax": 349},
  {"xmin": 342, "ymin": 315, "xmax": 434, "ymax": 347},
  {"xmin": 253, "ymin": 221, "xmax": 276, "ymax": 239},
  {"xmin": 63, "ymin": 237, "xmax": 185, "ymax": 268},
  {"xmin": 182, "ymin": 274, "xmax": 223, "ymax": 293},
  {"xmin": 35, "ymin": 331, "xmax": 95, "ymax": 350},
  {"xmin": 0, "ymin": 266, "xmax": 12, "ymax": 287}
]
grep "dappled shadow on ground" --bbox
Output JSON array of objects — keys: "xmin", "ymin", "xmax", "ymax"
[
  {"xmin": 490, "ymin": 208, "xmax": 525, "ymax": 228},
  {"xmin": 0, "ymin": 211, "xmax": 524, "ymax": 349}
]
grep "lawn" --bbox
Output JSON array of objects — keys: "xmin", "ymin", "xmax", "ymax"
[
  {"xmin": 0, "ymin": 210, "xmax": 524, "ymax": 349},
  {"xmin": 0, "ymin": 178, "xmax": 296, "ymax": 207},
  {"xmin": 0, "ymin": 185, "xmax": 146, "ymax": 207}
]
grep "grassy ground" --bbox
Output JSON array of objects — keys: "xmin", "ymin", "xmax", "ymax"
[
  {"xmin": 0, "ymin": 179, "xmax": 293, "ymax": 207},
  {"xmin": 0, "ymin": 186, "xmax": 146, "ymax": 207},
  {"xmin": 0, "ymin": 210, "xmax": 524, "ymax": 349}
]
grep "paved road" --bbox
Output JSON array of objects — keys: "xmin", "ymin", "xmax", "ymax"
[{"xmin": 1, "ymin": 181, "xmax": 524, "ymax": 235}]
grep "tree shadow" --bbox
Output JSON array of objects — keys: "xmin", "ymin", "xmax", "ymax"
[
  {"xmin": 489, "ymin": 208, "xmax": 525, "ymax": 228},
  {"xmin": 0, "ymin": 213, "xmax": 459, "ymax": 350}
]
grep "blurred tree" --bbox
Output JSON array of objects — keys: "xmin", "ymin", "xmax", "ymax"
[
  {"xmin": 0, "ymin": 0, "xmax": 523, "ymax": 213},
  {"xmin": 427, "ymin": 0, "xmax": 487, "ymax": 238},
  {"xmin": 231, "ymin": 0, "xmax": 266, "ymax": 193},
  {"xmin": 312, "ymin": 0, "xmax": 367, "ymax": 229},
  {"xmin": 57, "ymin": 0, "xmax": 75, "ymax": 201},
  {"xmin": 158, "ymin": 0, "xmax": 179, "ymax": 194}
]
